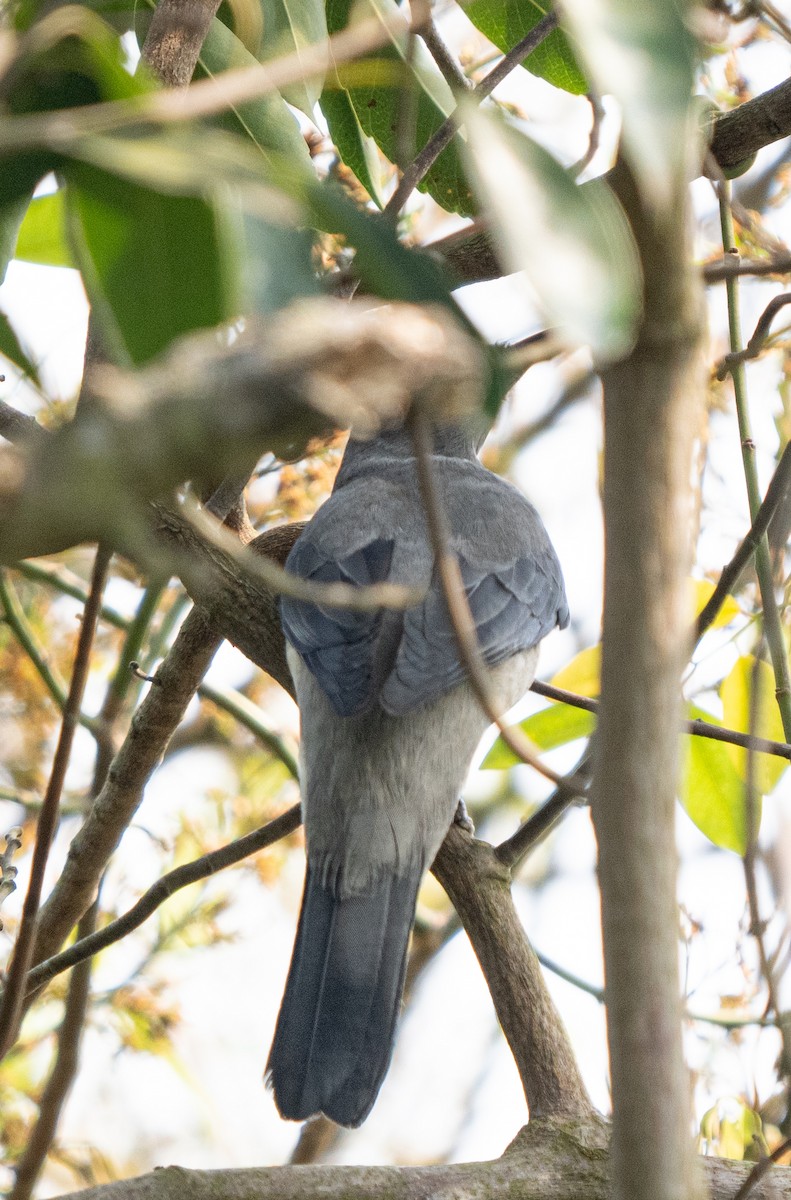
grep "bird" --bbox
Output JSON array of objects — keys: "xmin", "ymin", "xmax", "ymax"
[{"xmin": 267, "ymin": 419, "xmax": 568, "ymax": 1127}]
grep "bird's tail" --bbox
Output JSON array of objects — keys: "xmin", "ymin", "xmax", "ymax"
[{"xmin": 267, "ymin": 863, "xmax": 421, "ymax": 1127}]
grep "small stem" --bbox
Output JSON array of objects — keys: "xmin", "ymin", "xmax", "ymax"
[
  {"xmin": 719, "ymin": 185, "xmax": 791, "ymax": 741},
  {"xmin": 0, "ymin": 544, "xmax": 111, "ymax": 1061},
  {"xmin": 384, "ymin": 11, "xmax": 559, "ymax": 216},
  {"xmin": 26, "ymin": 806, "xmax": 301, "ymax": 994},
  {"xmin": 8, "ymin": 903, "xmax": 98, "ymax": 1200},
  {"xmin": 408, "ymin": 408, "xmax": 583, "ymax": 798},
  {"xmin": 198, "ymin": 682, "xmax": 299, "ymax": 778}
]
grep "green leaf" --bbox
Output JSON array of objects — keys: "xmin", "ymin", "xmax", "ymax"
[
  {"xmin": 67, "ymin": 170, "xmax": 238, "ymax": 365},
  {"xmin": 558, "ymin": 0, "xmax": 699, "ymax": 208},
  {"xmin": 321, "ymin": 80, "xmax": 384, "ymax": 207},
  {"xmin": 301, "ymin": 176, "xmax": 458, "ymax": 306},
  {"xmin": 13, "ymin": 191, "xmax": 74, "ymax": 269},
  {"xmin": 465, "ymin": 0, "xmax": 586, "ymax": 94},
  {"xmin": 680, "ymin": 704, "xmax": 756, "ymax": 855},
  {"xmin": 256, "ymin": 0, "xmax": 328, "ymax": 116},
  {"xmin": 241, "ymin": 215, "xmax": 318, "ymax": 314},
  {"xmin": 0, "ymin": 309, "xmax": 40, "ymax": 384},
  {"xmin": 483, "ymin": 702, "xmax": 595, "ymax": 768},
  {"xmin": 721, "ymin": 656, "xmax": 789, "ymax": 796},
  {"xmin": 326, "ymin": 0, "xmax": 474, "ymax": 216},
  {"xmin": 462, "ymin": 106, "xmax": 641, "ymax": 360},
  {"xmin": 0, "ymin": 194, "xmax": 33, "ymax": 284},
  {"xmin": 196, "ymin": 17, "xmax": 313, "ymax": 168},
  {"xmin": 700, "ymin": 1099, "xmax": 767, "ymax": 1161}
]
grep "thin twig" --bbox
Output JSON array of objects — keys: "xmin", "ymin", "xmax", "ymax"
[
  {"xmin": 571, "ymin": 92, "xmax": 605, "ymax": 179},
  {"xmin": 15, "ymin": 560, "xmax": 128, "ymax": 630},
  {"xmin": 703, "ymin": 252, "xmax": 791, "ymax": 283},
  {"xmin": 0, "ymin": 401, "xmax": 47, "ymax": 445},
  {"xmin": 529, "ymin": 678, "xmax": 791, "ymax": 762},
  {"xmin": 418, "ymin": 15, "xmax": 471, "ymax": 93},
  {"xmin": 536, "ymin": 947, "xmax": 783, "ymax": 1029},
  {"xmin": 0, "ymin": 13, "xmax": 409, "ymax": 154},
  {"xmin": 0, "ymin": 544, "xmax": 111, "ymax": 1060},
  {"xmin": 716, "ymin": 292, "xmax": 791, "ymax": 379},
  {"xmin": 496, "ymin": 750, "xmax": 593, "ymax": 869},
  {"xmin": 9, "ymin": 903, "xmax": 98, "ymax": 1200},
  {"xmin": 198, "ymin": 682, "xmax": 299, "ymax": 777},
  {"xmin": 696, "ymin": 440, "xmax": 791, "ymax": 638},
  {"xmin": 409, "ymin": 407, "xmax": 585, "ymax": 799},
  {"xmin": 731, "ymin": 1135, "xmax": 791, "ymax": 1200},
  {"xmin": 26, "ymin": 806, "xmax": 301, "ymax": 995},
  {"xmin": 719, "ymin": 187, "xmax": 791, "ymax": 741},
  {"xmin": 384, "ymin": 11, "xmax": 559, "ymax": 216},
  {"xmin": 184, "ymin": 499, "xmax": 424, "ymax": 613}
]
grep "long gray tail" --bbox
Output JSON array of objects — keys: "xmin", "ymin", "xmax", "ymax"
[{"xmin": 267, "ymin": 863, "xmax": 421, "ymax": 1127}]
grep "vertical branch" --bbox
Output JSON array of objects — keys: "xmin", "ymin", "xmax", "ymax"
[
  {"xmin": 8, "ymin": 903, "xmax": 99, "ymax": 1200},
  {"xmin": 0, "ymin": 545, "xmax": 110, "ymax": 1059},
  {"xmin": 594, "ymin": 159, "xmax": 706, "ymax": 1200},
  {"xmin": 718, "ymin": 187, "xmax": 791, "ymax": 740},
  {"xmin": 142, "ymin": 0, "xmax": 224, "ymax": 88}
]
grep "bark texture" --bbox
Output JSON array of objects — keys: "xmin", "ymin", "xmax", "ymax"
[{"xmin": 594, "ymin": 162, "xmax": 707, "ymax": 1200}]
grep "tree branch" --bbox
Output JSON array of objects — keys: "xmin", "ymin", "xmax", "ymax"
[
  {"xmin": 0, "ymin": 302, "xmax": 481, "ymax": 564},
  {"xmin": 593, "ymin": 156, "xmax": 706, "ymax": 1200},
  {"xmin": 0, "ymin": 545, "xmax": 110, "ymax": 1058},
  {"xmin": 433, "ymin": 825, "xmax": 594, "ymax": 1119},
  {"xmin": 46, "ymin": 1125, "xmax": 791, "ymax": 1200},
  {"xmin": 384, "ymin": 11, "xmax": 559, "ymax": 216}
]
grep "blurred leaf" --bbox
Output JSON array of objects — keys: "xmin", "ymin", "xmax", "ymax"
[
  {"xmin": 721, "ymin": 656, "xmax": 788, "ymax": 795},
  {"xmin": 67, "ymin": 169, "xmax": 238, "ymax": 365},
  {"xmin": 680, "ymin": 704, "xmax": 754, "ymax": 854},
  {"xmin": 465, "ymin": 0, "xmax": 586, "ymax": 93},
  {"xmin": 462, "ymin": 107, "xmax": 641, "ymax": 360},
  {"xmin": 257, "ymin": 0, "xmax": 328, "ymax": 116},
  {"xmin": 700, "ymin": 1099, "xmax": 766, "ymax": 1161},
  {"xmin": 321, "ymin": 80, "xmax": 384, "ymax": 206},
  {"xmin": 691, "ymin": 578, "xmax": 740, "ymax": 630},
  {"xmin": 0, "ymin": 309, "xmax": 40, "ymax": 384},
  {"xmin": 0, "ymin": 194, "xmax": 33, "ymax": 283},
  {"xmin": 483, "ymin": 701, "xmax": 595, "ymax": 768},
  {"xmin": 196, "ymin": 17, "xmax": 313, "ymax": 167},
  {"xmin": 552, "ymin": 644, "xmax": 601, "ymax": 697},
  {"xmin": 241, "ymin": 214, "xmax": 318, "ymax": 314},
  {"xmin": 13, "ymin": 191, "xmax": 74, "ymax": 269},
  {"xmin": 326, "ymin": 0, "xmax": 474, "ymax": 216},
  {"xmin": 301, "ymin": 176, "xmax": 459, "ymax": 306},
  {"xmin": 558, "ymin": 0, "xmax": 698, "ymax": 208},
  {"xmin": 3, "ymin": 5, "xmax": 151, "ymax": 113}
]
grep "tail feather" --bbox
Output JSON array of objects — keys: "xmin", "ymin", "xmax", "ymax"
[{"xmin": 267, "ymin": 864, "xmax": 421, "ymax": 1127}]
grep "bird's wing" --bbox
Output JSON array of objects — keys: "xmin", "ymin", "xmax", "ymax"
[
  {"xmin": 380, "ymin": 547, "xmax": 568, "ymax": 716},
  {"xmin": 280, "ymin": 534, "xmax": 404, "ymax": 718}
]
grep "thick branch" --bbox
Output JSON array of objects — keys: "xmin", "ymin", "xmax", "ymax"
[
  {"xmin": 710, "ymin": 76, "xmax": 791, "ymax": 172},
  {"xmin": 432, "ymin": 79, "xmax": 791, "ymax": 287},
  {"xmin": 142, "ymin": 0, "xmax": 222, "ymax": 87},
  {"xmin": 594, "ymin": 160, "xmax": 706, "ymax": 1200},
  {"xmin": 433, "ymin": 825, "xmax": 593, "ymax": 1119},
  {"xmin": 48, "ymin": 1124, "xmax": 791, "ymax": 1200},
  {"xmin": 0, "ymin": 302, "xmax": 481, "ymax": 563}
]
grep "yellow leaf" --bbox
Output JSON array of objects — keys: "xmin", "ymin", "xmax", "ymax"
[
  {"xmin": 551, "ymin": 645, "xmax": 601, "ymax": 698},
  {"xmin": 721, "ymin": 656, "xmax": 788, "ymax": 795},
  {"xmin": 691, "ymin": 578, "xmax": 741, "ymax": 629}
]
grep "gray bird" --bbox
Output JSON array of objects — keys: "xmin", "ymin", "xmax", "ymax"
[{"xmin": 267, "ymin": 421, "xmax": 568, "ymax": 1127}]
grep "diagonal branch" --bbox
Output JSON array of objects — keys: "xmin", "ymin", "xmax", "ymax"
[{"xmin": 384, "ymin": 11, "xmax": 559, "ymax": 216}]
